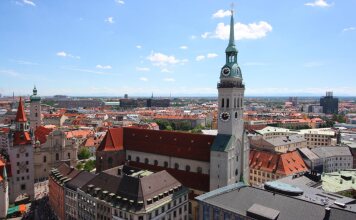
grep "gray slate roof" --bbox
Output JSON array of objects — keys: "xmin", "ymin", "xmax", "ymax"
[
  {"xmin": 311, "ymin": 146, "xmax": 352, "ymax": 158},
  {"xmin": 65, "ymin": 171, "xmax": 96, "ymax": 191},
  {"xmin": 265, "ymin": 135, "xmax": 306, "ymax": 147},
  {"xmin": 200, "ymin": 186, "xmax": 356, "ymax": 220},
  {"xmin": 211, "ymin": 134, "xmax": 234, "ymax": 152}
]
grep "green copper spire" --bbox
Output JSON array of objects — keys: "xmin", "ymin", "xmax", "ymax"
[
  {"xmin": 30, "ymin": 85, "xmax": 41, "ymax": 102},
  {"xmin": 225, "ymin": 10, "xmax": 237, "ymax": 53}
]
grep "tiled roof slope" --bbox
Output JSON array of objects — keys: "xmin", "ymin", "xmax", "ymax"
[
  {"xmin": 96, "ymin": 128, "xmax": 124, "ymax": 152},
  {"xmin": 123, "ymin": 127, "xmax": 214, "ymax": 162},
  {"xmin": 249, "ymin": 150, "xmax": 308, "ymax": 176}
]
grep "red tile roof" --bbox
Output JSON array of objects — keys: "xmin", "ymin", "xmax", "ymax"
[
  {"xmin": 15, "ymin": 97, "xmax": 27, "ymax": 122},
  {"xmin": 97, "ymin": 128, "xmax": 124, "ymax": 152},
  {"xmin": 13, "ymin": 131, "xmax": 32, "ymax": 145},
  {"xmin": 128, "ymin": 161, "xmax": 209, "ymax": 192},
  {"xmin": 249, "ymin": 150, "xmax": 308, "ymax": 176},
  {"xmin": 123, "ymin": 128, "xmax": 214, "ymax": 162},
  {"xmin": 35, "ymin": 126, "xmax": 53, "ymax": 145}
]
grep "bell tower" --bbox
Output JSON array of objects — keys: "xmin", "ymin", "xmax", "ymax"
[
  {"xmin": 210, "ymin": 9, "xmax": 249, "ymax": 190},
  {"xmin": 217, "ymin": 10, "xmax": 244, "ymax": 136},
  {"xmin": 30, "ymin": 86, "xmax": 42, "ymax": 131}
]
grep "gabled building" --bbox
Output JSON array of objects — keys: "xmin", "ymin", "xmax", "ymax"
[{"xmin": 249, "ymin": 149, "xmax": 308, "ymax": 186}]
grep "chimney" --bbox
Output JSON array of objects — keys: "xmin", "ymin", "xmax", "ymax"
[{"xmin": 325, "ymin": 207, "xmax": 331, "ymax": 219}]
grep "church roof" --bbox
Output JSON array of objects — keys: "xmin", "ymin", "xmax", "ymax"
[
  {"xmin": 35, "ymin": 126, "xmax": 53, "ymax": 145},
  {"xmin": 97, "ymin": 127, "xmax": 124, "ymax": 152},
  {"xmin": 15, "ymin": 97, "xmax": 27, "ymax": 122},
  {"xmin": 123, "ymin": 127, "xmax": 215, "ymax": 162}
]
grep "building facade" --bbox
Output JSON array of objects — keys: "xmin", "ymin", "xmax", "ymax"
[
  {"xmin": 320, "ymin": 91, "xmax": 339, "ymax": 114},
  {"xmin": 7, "ymin": 98, "xmax": 35, "ymax": 203},
  {"xmin": 77, "ymin": 165, "xmax": 189, "ymax": 220}
]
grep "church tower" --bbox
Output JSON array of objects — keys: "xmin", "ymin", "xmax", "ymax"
[
  {"xmin": 210, "ymin": 10, "xmax": 249, "ymax": 190},
  {"xmin": 30, "ymin": 86, "xmax": 42, "ymax": 131}
]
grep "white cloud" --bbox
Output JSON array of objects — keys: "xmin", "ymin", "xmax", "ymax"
[
  {"xmin": 196, "ymin": 55, "xmax": 205, "ymax": 61},
  {"xmin": 191, "ymin": 35, "xmax": 197, "ymax": 40},
  {"xmin": 136, "ymin": 45, "xmax": 142, "ymax": 49},
  {"xmin": 305, "ymin": 0, "xmax": 332, "ymax": 7},
  {"xmin": 136, "ymin": 67, "xmax": 150, "ymax": 72},
  {"xmin": 139, "ymin": 77, "xmax": 148, "ymax": 81},
  {"xmin": 212, "ymin": 9, "xmax": 231, "ymax": 18},
  {"xmin": 161, "ymin": 68, "xmax": 172, "ymax": 73},
  {"xmin": 205, "ymin": 21, "xmax": 272, "ymax": 40},
  {"xmin": 23, "ymin": 0, "xmax": 36, "ymax": 7},
  {"xmin": 343, "ymin": 27, "xmax": 355, "ymax": 32},
  {"xmin": 201, "ymin": 32, "xmax": 211, "ymax": 39},
  {"xmin": 147, "ymin": 52, "xmax": 180, "ymax": 66},
  {"xmin": 96, "ymin": 65, "xmax": 112, "ymax": 69},
  {"xmin": 180, "ymin": 45, "xmax": 188, "ymax": 50},
  {"xmin": 56, "ymin": 51, "xmax": 80, "ymax": 59},
  {"xmin": 163, "ymin": 78, "xmax": 175, "ymax": 82},
  {"xmin": 115, "ymin": 0, "xmax": 125, "ymax": 5},
  {"xmin": 105, "ymin": 17, "xmax": 115, "ymax": 24},
  {"xmin": 207, "ymin": 53, "xmax": 218, "ymax": 58}
]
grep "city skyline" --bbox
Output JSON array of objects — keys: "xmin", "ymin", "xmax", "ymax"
[{"xmin": 1, "ymin": 0, "xmax": 355, "ymax": 97}]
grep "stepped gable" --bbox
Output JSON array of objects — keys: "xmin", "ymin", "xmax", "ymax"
[
  {"xmin": 97, "ymin": 127, "xmax": 124, "ymax": 151},
  {"xmin": 123, "ymin": 127, "xmax": 215, "ymax": 162},
  {"xmin": 34, "ymin": 126, "xmax": 53, "ymax": 144},
  {"xmin": 15, "ymin": 97, "xmax": 27, "ymax": 122}
]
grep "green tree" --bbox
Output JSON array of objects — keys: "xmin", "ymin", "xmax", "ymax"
[
  {"xmin": 83, "ymin": 160, "xmax": 96, "ymax": 172},
  {"xmin": 78, "ymin": 148, "xmax": 91, "ymax": 160}
]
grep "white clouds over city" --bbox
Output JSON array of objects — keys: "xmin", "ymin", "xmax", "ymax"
[
  {"xmin": 204, "ymin": 21, "xmax": 272, "ymax": 40},
  {"xmin": 196, "ymin": 53, "xmax": 218, "ymax": 61},
  {"xmin": 96, "ymin": 65, "xmax": 112, "ymax": 69},
  {"xmin": 305, "ymin": 0, "xmax": 333, "ymax": 7},
  {"xmin": 180, "ymin": 45, "xmax": 188, "ymax": 50},
  {"xmin": 115, "ymin": 0, "xmax": 125, "ymax": 5},
  {"xmin": 56, "ymin": 51, "xmax": 80, "ymax": 59},
  {"xmin": 139, "ymin": 77, "xmax": 148, "ymax": 81},
  {"xmin": 212, "ymin": 9, "xmax": 231, "ymax": 18},
  {"xmin": 105, "ymin": 17, "xmax": 115, "ymax": 24},
  {"xmin": 147, "ymin": 52, "xmax": 180, "ymax": 66},
  {"xmin": 343, "ymin": 27, "xmax": 355, "ymax": 32}
]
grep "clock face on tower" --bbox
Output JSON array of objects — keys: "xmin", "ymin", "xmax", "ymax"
[
  {"xmin": 220, "ymin": 112, "xmax": 230, "ymax": 121},
  {"xmin": 221, "ymin": 67, "xmax": 230, "ymax": 76}
]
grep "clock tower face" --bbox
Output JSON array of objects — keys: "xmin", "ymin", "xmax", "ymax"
[
  {"xmin": 220, "ymin": 112, "xmax": 230, "ymax": 121},
  {"xmin": 221, "ymin": 67, "xmax": 230, "ymax": 76}
]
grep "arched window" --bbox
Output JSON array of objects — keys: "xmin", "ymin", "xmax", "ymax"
[
  {"xmin": 128, "ymin": 155, "xmax": 131, "ymax": 161},
  {"xmin": 226, "ymin": 98, "xmax": 229, "ymax": 108},
  {"xmin": 164, "ymin": 161, "xmax": 168, "ymax": 168},
  {"xmin": 56, "ymin": 153, "xmax": 59, "ymax": 161},
  {"xmin": 240, "ymin": 98, "xmax": 243, "ymax": 107},
  {"xmin": 145, "ymin": 158, "xmax": 149, "ymax": 164},
  {"xmin": 174, "ymin": 163, "xmax": 179, "ymax": 170},
  {"xmin": 221, "ymin": 98, "xmax": 224, "ymax": 108},
  {"xmin": 35, "ymin": 113, "xmax": 38, "ymax": 117},
  {"xmin": 43, "ymin": 156, "xmax": 47, "ymax": 163},
  {"xmin": 108, "ymin": 157, "xmax": 113, "ymax": 166},
  {"xmin": 67, "ymin": 153, "xmax": 70, "ymax": 159},
  {"xmin": 235, "ymin": 169, "xmax": 238, "ymax": 176},
  {"xmin": 197, "ymin": 167, "xmax": 202, "ymax": 174},
  {"xmin": 235, "ymin": 112, "xmax": 238, "ymax": 118},
  {"xmin": 154, "ymin": 160, "xmax": 158, "ymax": 166},
  {"xmin": 185, "ymin": 165, "xmax": 191, "ymax": 172},
  {"xmin": 234, "ymin": 98, "xmax": 236, "ymax": 108},
  {"xmin": 136, "ymin": 156, "xmax": 140, "ymax": 163}
]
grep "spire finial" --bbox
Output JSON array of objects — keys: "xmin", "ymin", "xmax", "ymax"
[{"xmin": 228, "ymin": 3, "xmax": 235, "ymax": 47}]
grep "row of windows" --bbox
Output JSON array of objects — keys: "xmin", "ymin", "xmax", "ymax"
[
  {"xmin": 128, "ymin": 155, "xmax": 204, "ymax": 174},
  {"xmin": 221, "ymin": 97, "xmax": 243, "ymax": 109}
]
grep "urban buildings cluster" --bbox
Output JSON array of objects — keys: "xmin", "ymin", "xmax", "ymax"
[{"xmin": 0, "ymin": 9, "xmax": 355, "ymax": 220}]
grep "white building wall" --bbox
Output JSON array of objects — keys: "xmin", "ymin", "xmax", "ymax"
[
  {"xmin": 0, "ymin": 180, "xmax": 9, "ymax": 219},
  {"xmin": 126, "ymin": 150, "xmax": 210, "ymax": 174}
]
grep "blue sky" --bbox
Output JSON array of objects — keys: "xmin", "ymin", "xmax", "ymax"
[{"xmin": 0, "ymin": 0, "xmax": 355, "ymax": 97}]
